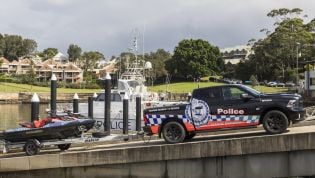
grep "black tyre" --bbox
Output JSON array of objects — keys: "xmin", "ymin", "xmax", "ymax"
[
  {"xmin": 24, "ymin": 140, "xmax": 40, "ymax": 156},
  {"xmin": 263, "ymin": 110, "xmax": 289, "ymax": 134},
  {"xmin": 162, "ymin": 121, "xmax": 186, "ymax": 143},
  {"xmin": 185, "ymin": 132, "xmax": 196, "ymax": 140},
  {"xmin": 58, "ymin": 144, "xmax": 71, "ymax": 151}
]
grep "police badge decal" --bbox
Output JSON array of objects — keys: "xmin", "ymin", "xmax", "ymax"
[{"xmin": 185, "ymin": 98, "xmax": 210, "ymax": 127}]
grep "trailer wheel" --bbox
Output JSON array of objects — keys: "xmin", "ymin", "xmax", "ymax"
[
  {"xmin": 162, "ymin": 121, "xmax": 186, "ymax": 143},
  {"xmin": 58, "ymin": 144, "xmax": 71, "ymax": 151},
  {"xmin": 24, "ymin": 140, "xmax": 40, "ymax": 156}
]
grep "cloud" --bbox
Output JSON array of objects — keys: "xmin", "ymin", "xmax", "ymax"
[{"xmin": 0, "ymin": 0, "xmax": 314, "ymax": 58}]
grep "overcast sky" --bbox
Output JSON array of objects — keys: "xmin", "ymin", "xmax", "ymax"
[{"xmin": 0, "ymin": 0, "xmax": 314, "ymax": 58}]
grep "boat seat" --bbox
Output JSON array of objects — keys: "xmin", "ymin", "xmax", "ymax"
[
  {"xmin": 19, "ymin": 118, "xmax": 54, "ymax": 128},
  {"xmin": 34, "ymin": 118, "xmax": 53, "ymax": 128}
]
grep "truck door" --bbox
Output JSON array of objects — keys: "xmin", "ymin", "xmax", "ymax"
[
  {"xmin": 190, "ymin": 87, "xmax": 224, "ymax": 131},
  {"xmin": 217, "ymin": 86, "xmax": 260, "ymax": 127}
]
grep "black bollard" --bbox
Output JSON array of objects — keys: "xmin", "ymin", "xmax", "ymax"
[
  {"xmin": 73, "ymin": 93, "xmax": 79, "ymax": 114},
  {"xmin": 104, "ymin": 73, "xmax": 111, "ymax": 133},
  {"xmin": 50, "ymin": 74, "xmax": 57, "ymax": 116},
  {"xmin": 136, "ymin": 96, "xmax": 141, "ymax": 132},
  {"xmin": 123, "ymin": 94, "xmax": 129, "ymax": 135},
  {"xmin": 31, "ymin": 93, "xmax": 40, "ymax": 122},
  {"xmin": 88, "ymin": 96, "xmax": 93, "ymax": 119}
]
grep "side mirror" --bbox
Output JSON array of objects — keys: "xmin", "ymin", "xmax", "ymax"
[{"xmin": 240, "ymin": 93, "xmax": 253, "ymax": 99}]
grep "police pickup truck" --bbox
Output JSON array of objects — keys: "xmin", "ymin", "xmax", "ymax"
[{"xmin": 143, "ymin": 84, "xmax": 305, "ymax": 143}]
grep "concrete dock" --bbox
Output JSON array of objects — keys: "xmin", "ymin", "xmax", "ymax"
[{"xmin": 1, "ymin": 125, "xmax": 315, "ymax": 178}]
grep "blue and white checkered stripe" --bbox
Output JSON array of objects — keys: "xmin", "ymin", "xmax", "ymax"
[
  {"xmin": 210, "ymin": 115, "xmax": 260, "ymax": 123},
  {"xmin": 146, "ymin": 114, "xmax": 190, "ymax": 126},
  {"xmin": 146, "ymin": 114, "xmax": 260, "ymax": 126}
]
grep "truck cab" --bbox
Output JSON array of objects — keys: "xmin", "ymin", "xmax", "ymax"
[{"xmin": 143, "ymin": 84, "xmax": 305, "ymax": 143}]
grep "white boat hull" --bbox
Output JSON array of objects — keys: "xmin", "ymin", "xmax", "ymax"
[{"xmin": 79, "ymin": 101, "xmax": 141, "ymax": 131}]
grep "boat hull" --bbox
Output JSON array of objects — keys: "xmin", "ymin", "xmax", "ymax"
[{"xmin": 0, "ymin": 119, "xmax": 95, "ymax": 143}]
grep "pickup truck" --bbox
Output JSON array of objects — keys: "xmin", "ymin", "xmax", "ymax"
[{"xmin": 143, "ymin": 84, "xmax": 305, "ymax": 143}]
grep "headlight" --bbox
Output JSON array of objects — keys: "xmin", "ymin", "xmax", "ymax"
[{"xmin": 287, "ymin": 100, "xmax": 297, "ymax": 108}]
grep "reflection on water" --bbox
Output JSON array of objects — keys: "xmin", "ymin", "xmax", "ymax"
[{"xmin": 0, "ymin": 104, "xmax": 63, "ymax": 130}]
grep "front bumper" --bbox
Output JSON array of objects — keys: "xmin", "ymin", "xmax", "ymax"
[{"xmin": 288, "ymin": 108, "xmax": 306, "ymax": 124}]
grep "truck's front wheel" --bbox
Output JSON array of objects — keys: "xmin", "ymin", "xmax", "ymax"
[
  {"xmin": 263, "ymin": 110, "xmax": 288, "ymax": 134},
  {"xmin": 162, "ymin": 121, "xmax": 186, "ymax": 143}
]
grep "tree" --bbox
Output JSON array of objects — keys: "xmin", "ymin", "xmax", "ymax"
[
  {"xmin": 146, "ymin": 49, "xmax": 171, "ymax": 79},
  {"xmin": 3, "ymin": 35, "xmax": 24, "ymax": 61},
  {"xmin": 39, "ymin": 48, "xmax": 58, "ymax": 60},
  {"xmin": 245, "ymin": 8, "xmax": 315, "ymax": 82},
  {"xmin": 0, "ymin": 34, "xmax": 4, "ymax": 57},
  {"xmin": 234, "ymin": 60, "xmax": 255, "ymax": 81},
  {"xmin": 166, "ymin": 39, "xmax": 224, "ymax": 80},
  {"xmin": 80, "ymin": 51, "xmax": 104, "ymax": 73},
  {"xmin": 249, "ymin": 75, "xmax": 258, "ymax": 86},
  {"xmin": 222, "ymin": 62, "xmax": 235, "ymax": 79},
  {"xmin": 1, "ymin": 34, "xmax": 38, "ymax": 61},
  {"xmin": 67, "ymin": 44, "xmax": 82, "ymax": 62},
  {"xmin": 21, "ymin": 39, "xmax": 37, "ymax": 57}
]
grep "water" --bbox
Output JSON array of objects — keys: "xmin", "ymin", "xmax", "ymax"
[{"xmin": 0, "ymin": 104, "xmax": 61, "ymax": 131}]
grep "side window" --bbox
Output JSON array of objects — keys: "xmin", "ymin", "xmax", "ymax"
[
  {"xmin": 222, "ymin": 87, "xmax": 247, "ymax": 100},
  {"xmin": 96, "ymin": 93, "xmax": 105, "ymax": 101},
  {"xmin": 96, "ymin": 93, "xmax": 122, "ymax": 101},
  {"xmin": 112, "ymin": 93, "xmax": 122, "ymax": 101},
  {"xmin": 194, "ymin": 88, "xmax": 222, "ymax": 104}
]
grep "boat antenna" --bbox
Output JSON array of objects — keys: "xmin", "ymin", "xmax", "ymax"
[
  {"xmin": 132, "ymin": 28, "xmax": 140, "ymax": 65},
  {"xmin": 142, "ymin": 23, "xmax": 145, "ymax": 61}
]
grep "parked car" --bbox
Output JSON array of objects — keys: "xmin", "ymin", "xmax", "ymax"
[
  {"xmin": 277, "ymin": 83, "xmax": 285, "ymax": 87},
  {"xmin": 285, "ymin": 82, "xmax": 295, "ymax": 87},
  {"xmin": 244, "ymin": 81, "xmax": 252, "ymax": 85},
  {"xmin": 267, "ymin": 82, "xmax": 277, "ymax": 87}
]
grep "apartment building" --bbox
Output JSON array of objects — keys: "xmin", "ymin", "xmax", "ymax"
[
  {"xmin": 0, "ymin": 57, "xmax": 83, "ymax": 83},
  {"xmin": 0, "ymin": 57, "xmax": 9, "ymax": 73},
  {"xmin": 220, "ymin": 45, "xmax": 252, "ymax": 64}
]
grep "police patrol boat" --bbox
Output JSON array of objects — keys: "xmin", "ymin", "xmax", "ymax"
[{"xmin": 78, "ymin": 36, "xmax": 181, "ymax": 131}]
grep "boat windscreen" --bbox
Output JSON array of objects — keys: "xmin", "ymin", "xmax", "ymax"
[
  {"xmin": 96, "ymin": 93, "xmax": 122, "ymax": 102},
  {"xmin": 127, "ymin": 81, "xmax": 141, "ymax": 89},
  {"xmin": 118, "ymin": 81, "xmax": 126, "ymax": 91}
]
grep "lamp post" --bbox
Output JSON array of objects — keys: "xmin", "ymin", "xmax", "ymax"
[{"xmin": 296, "ymin": 42, "xmax": 301, "ymax": 85}]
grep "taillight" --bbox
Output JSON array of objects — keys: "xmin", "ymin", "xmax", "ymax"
[
  {"xmin": 143, "ymin": 115, "xmax": 149, "ymax": 124},
  {"xmin": 145, "ymin": 102, "xmax": 152, "ymax": 109}
]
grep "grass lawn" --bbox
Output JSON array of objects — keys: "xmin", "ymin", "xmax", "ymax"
[
  {"xmin": 0, "ymin": 82, "xmax": 100, "ymax": 93},
  {"xmin": 0, "ymin": 82, "xmax": 288, "ymax": 94},
  {"xmin": 148, "ymin": 82, "xmax": 288, "ymax": 93}
]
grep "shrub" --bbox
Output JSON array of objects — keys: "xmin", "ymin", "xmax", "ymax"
[{"xmin": 249, "ymin": 75, "xmax": 258, "ymax": 86}]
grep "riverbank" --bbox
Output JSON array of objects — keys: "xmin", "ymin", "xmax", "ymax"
[
  {"xmin": 0, "ymin": 82, "xmax": 100, "ymax": 93},
  {"xmin": 0, "ymin": 93, "xmax": 95, "ymax": 104},
  {"xmin": 0, "ymin": 92, "xmax": 191, "ymax": 104}
]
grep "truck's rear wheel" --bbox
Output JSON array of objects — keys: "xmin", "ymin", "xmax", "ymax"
[
  {"xmin": 162, "ymin": 121, "xmax": 186, "ymax": 143},
  {"xmin": 263, "ymin": 110, "xmax": 288, "ymax": 134}
]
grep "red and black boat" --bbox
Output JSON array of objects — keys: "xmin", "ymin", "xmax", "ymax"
[{"xmin": 0, "ymin": 117, "xmax": 95, "ymax": 143}]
